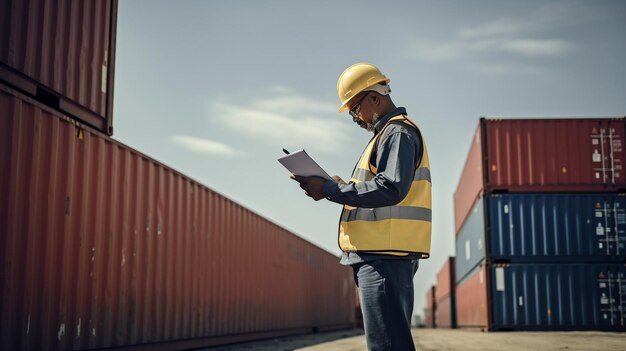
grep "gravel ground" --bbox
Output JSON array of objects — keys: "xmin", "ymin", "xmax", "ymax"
[{"xmin": 196, "ymin": 328, "xmax": 626, "ymax": 351}]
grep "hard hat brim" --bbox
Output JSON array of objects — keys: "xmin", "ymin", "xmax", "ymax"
[
  {"xmin": 338, "ymin": 102, "xmax": 350, "ymax": 113},
  {"xmin": 337, "ymin": 79, "xmax": 391, "ymax": 113}
]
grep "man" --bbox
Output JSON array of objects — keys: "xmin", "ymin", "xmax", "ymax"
[{"xmin": 292, "ymin": 62, "xmax": 432, "ymax": 351}]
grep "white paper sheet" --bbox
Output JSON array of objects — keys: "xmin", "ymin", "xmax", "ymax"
[{"xmin": 277, "ymin": 149, "xmax": 332, "ymax": 180}]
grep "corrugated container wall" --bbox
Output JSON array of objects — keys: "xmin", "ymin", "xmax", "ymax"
[
  {"xmin": 0, "ymin": 0, "xmax": 117, "ymax": 135},
  {"xmin": 458, "ymin": 262, "xmax": 626, "ymax": 331},
  {"xmin": 435, "ymin": 296, "xmax": 456, "ymax": 328},
  {"xmin": 487, "ymin": 193, "xmax": 626, "ymax": 262},
  {"xmin": 456, "ymin": 193, "xmax": 626, "ymax": 270},
  {"xmin": 456, "ymin": 263, "xmax": 489, "ymax": 329},
  {"xmin": 424, "ymin": 286, "xmax": 436, "ymax": 328},
  {"xmin": 436, "ymin": 257, "xmax": 456, "ymax": 301},
  {"xmin": 490, "ymin": 263, "xmax": 626, "ymax": 331},
  {"xmin": 455, "ymin": 196, "xmax": 486, "ymax": 283},
  {"xmin": 0, "ymin": 87, "xmax": 356, "ymax": 350},
  {"xmin": 454, "ymin": 118, "xmax": 626, "ymax": 234},
  {"xmin": 454, "ymin": 126, "xmax": 484, "ymax": 234},
  {"xmin": 435, "ymin": 257, "xmax": 456, "ymax": 328}
]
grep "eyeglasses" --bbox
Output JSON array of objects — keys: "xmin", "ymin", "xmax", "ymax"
[{"xmin": 349, "ymin": 92, "xmax": 371, "ymax": 118}]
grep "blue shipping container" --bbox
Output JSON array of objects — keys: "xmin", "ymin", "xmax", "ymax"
[
  {"xmin": 489, "ymin": 263, "xmax": 626, "ymax": 331},
  {"xmin": 489, "ymin": 193, "xmax": 626, "ymax": 261},
  {"xmin": 456, "ymin": 193, "xmax": 626, "ymax": 274}
]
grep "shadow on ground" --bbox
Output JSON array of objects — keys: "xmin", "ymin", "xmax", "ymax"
[{"xmin": 191, "ymin": 329, "xmax": 365, "ymax": 351}]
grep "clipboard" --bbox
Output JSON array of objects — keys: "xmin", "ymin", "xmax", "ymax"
[{"xmin": 277, "ymin": 149, "xmax": 332, "ymax": 180}]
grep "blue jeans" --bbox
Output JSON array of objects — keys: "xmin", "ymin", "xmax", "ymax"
[{"xmin": 353, "ymin": 259, "xmax": 419, "ymax": 351}]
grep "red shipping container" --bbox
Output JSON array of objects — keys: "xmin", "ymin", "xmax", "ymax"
[
  {"xmin": 435, "ymin": 296, "xmax": 454, "ymax": 328},
  {"xmin": 454, "ymin": 126, "xmax": 484, "ymax": 234},
  {"xmin": 454, "ymin": 118, "xmax": 626, "ymax": 234},
  {"xmin": 424, "ymin": 308, "xmax": 434, "ymax": 329},
  {"xmin": 456, "ymin": 263, "xmax": 489, "ymax": 329},
  {"xmin": 0, "ymin": 0, "xmax": 118, "ymax": 135},
  {"xmin": 426, "ymin": 285, "xmax": 436, "ymax": 311},
  {"xmin": 435, "ymin": 256, "xmax": 456, "ymax": 301},
  {"xmin": 0, "ymin": 86, "xmax": 355, "ymax": 350},
  {"xmin": 424, "ymin": 286, "xmax": 436, "ymax": 328}
]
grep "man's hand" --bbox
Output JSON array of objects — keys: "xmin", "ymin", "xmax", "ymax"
[
  {"xmin": 331, "ymin": 175, "xmax": 347, "ymax": 185},
  {"xmin": 291, "ymin": 175, "xmax": 327, "ymax": 201}
]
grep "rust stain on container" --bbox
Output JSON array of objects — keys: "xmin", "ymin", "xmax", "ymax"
[
  {"xmin": 454, "ymin": 117, "xmax": 626, "ymax": 235},
  {"xmin": 0, "ymin": 0, "xmax": 118, "ymax": 135},
  {"xmin": 0, "ymin": 87, "xmax": 356, "ymax": 350}
]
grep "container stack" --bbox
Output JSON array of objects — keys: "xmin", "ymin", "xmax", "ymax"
[
  {"xmin": 424, "ymin": 286, "xmax": 436, "ymax": 328},
  {"xmin": 454, "ymin": 118, "xmax": 626, "ymax": 331},
  {"xmin": 0, "ymin": 0, "xmax": 117, "ymax": 135},
  {"xmin": 0, "ymin": 1, "xmax": 357, "ymax": 350},
  {"xmin": 435, "ymin": 257, "xmax": 457, "ymax": 328}
]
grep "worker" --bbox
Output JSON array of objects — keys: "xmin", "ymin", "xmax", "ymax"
[{"xmin": 292, "ymin": 62, "xmax": 432, "ymax": 351}]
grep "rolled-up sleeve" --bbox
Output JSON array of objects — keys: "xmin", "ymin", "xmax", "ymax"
[{"xmin": 323, "ymin": 126, "xmax": 422, "ymax": 208}]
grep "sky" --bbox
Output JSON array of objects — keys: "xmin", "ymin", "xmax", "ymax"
[{"xmin": 113, "ymin": 0, "xmax": 626, "ymax": 320}]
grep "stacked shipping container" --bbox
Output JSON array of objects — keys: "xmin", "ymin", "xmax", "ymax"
[
  {"xmin": 0, "ymin": 0, "xmax": 117, "ymax": 135},
  {"xmin": 435, "ymin": 257, "xmax": 456, "ymax": 328},
  {"xmin": 456, "ymin": 193, "xmax": 626, "ymax": 282},
  {"xmin": 0, "ymin": 1, "xmax": 357, "ymax": 349},
  {"xmin": 424, "ymin": 286, "xmax": 436, "ymax": 328},
  {"xmin": 454, "ymin": 118, "xmax": 626, "ymax": 331}
]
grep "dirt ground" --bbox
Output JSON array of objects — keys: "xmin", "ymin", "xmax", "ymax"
[
  {"xmin": 198, "ymin": 328, "xmax": 626, "ymax": 351},
  {"xmin": 409, "ymin": 329, "xmax": 626, "ymax": 351}
]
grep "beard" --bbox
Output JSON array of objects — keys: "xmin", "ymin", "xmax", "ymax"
[{"xmin": 353, "ymin": 113, "xmax": 381, "ymax": 132}]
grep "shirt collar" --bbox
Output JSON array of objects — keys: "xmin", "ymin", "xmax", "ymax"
[{"xmin": 373, "ymin": 107, "xmax": 407, "ymax": 134}]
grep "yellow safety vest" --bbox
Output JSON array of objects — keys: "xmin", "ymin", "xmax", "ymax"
[{"xmin": 338, "ymin": 115, "xmax": 432, "ymax": 258}]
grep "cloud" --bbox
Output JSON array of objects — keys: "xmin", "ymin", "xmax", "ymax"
[
  {"xmin": 208, "ymin": 92, "xmax": 352, "ymax": 153},
  {"xmin": 406, "ymin": 39, "xmax": 500, "ymax": 61},
  {"xmin": 267, "ymin": 85, "xmax": 296, "ymax": 94},
  {"xmin": 251, "ymin": 95, "xmax": 336, "ymax": 114},
  {"xmin": 405, "ymin": 14, "xmax": 575, "ymax": 63},
  {"xmin": 460, "ymin": 19, "xmax": 527, "ymax": 39},
  {"xmin": 171, "ymin": 135, "xmax": 240, "ymax": 157},
  {"xmin": 500, "ymin": 39, "xmax": 573, "ymax": 57},
  {"xmin": 406, "ymin": 41, "xmax": 465, "ymax": 61},
  {"xmin": 471, "ymin": 62, "xmax": 544, "ymax": 76},
  {"xmin": 406, "ymin": 36, "xmax": 573, "ymax": 62}
]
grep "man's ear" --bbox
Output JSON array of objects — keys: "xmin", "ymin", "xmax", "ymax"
[{"xmin": 370, "ymin": 94, "xmax": 379, "ymax": 106}]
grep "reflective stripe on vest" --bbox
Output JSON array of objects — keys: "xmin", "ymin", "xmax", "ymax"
[{"xmin": 338, "ymin": 115, "xmax": 432, "ymax": 258}]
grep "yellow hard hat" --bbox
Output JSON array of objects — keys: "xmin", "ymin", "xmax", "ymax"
[{"xmin": 337, "ymin": 62, "xmax": 391, "ymax": 112}]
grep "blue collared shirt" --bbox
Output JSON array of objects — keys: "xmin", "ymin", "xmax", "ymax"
[{"xmin": 322, "ymin": 107, "xmax": 424, "ymax": 265}]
